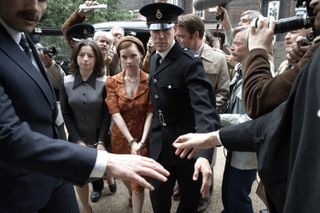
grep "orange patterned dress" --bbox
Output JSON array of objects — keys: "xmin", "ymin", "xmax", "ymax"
[{"xmin": 105, "ymin": 69, "xmax": 152, "ymax": 156}]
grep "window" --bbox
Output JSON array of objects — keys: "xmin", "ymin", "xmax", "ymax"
[{"xmin": 167, "ymin": 0, "xmax": 178, "ymax": 5}]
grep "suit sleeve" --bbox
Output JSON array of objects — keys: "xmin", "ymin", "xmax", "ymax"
[
  {"xmin": 219, "ymin": 101, "xmax": 287, "ymax": 152},
  {"xmin": 0, "ymin": 81, "xmax": 97, "ymax": 185},
  {"xmin": 185, "ymin": 58, "xmax": 220, "ymax": 161}
]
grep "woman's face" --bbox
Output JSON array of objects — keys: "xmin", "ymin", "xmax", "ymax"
[
  {"xmin": 77, "ymin": 45, "xmax": 96, "ymax": 72},
  {"xmin": 119, "ymin": 43, "xmax": 142, "ymax": 71}
]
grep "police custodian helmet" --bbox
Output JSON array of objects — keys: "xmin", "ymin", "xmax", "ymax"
[
  {"xmin": 66, "ymin": 23, "xmax": 95, "ymax": 41},
  {"xmin": 139, "ymin": 3, "xmax": 184, "ymax": 30}
]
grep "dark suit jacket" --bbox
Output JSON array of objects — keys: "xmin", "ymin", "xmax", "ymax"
[
  {"xmin": 0, "ymin": 24, "xmax": 97, "ymax": 209},
  {"xmin": 219, "ymin": 46, "xmax": 320, "ymax": 213},
  {"xmin": 148, "ymin": 41, "xmax": 220, "ymax": 164}
]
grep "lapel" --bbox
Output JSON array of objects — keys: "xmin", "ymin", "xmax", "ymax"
[
  {"xmin": 0, "ymin": 25, "xmax": 56, "ymax": 106},
  {"xmin": 114, "ymin": 70, "xmax": 149, "ymax": 100},
  {"xmin": 152, "ymin": 42, "xmax": 181, "ymax": 76}
]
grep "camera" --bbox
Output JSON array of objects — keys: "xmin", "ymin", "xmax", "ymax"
[
  {"xmin": 274, "ymin": 15, "xmax": 314, "ymax": 34},
  {"xmin": 274, "ymin": 0, "xmax": 315, "ymax": 34},
  {"xmin": 38, "ymin": 46, "xmax": 57, "ymax": 58}
]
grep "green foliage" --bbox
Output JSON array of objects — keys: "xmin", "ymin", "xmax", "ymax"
[
  {"xmin": 40, "ymin": 0, "xmax": 133, "ymax": 28},
  {"xmin": 37, "ymin": 0, "xmax": 133, "ymax": 60}
]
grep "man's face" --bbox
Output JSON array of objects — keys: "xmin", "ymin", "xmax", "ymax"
[
  {"xmin": 229, "ymin": 30, "xmax": 248, "ymax": 63},
  {"xmin": 238, "ymin": 15, "xmax": 252, "ymax": 26},
  {"xmin": 150, "ymin": 27, "xmax": 175, "ymax": 53},
  {"xmin": 95, "ymin": 35, "xmax": 113, "ymax": 56},
  {"xmin": 0, "ymin": 0, "xmax": 47, "ymax": 33},
  {"xmin": 111, "ymin": 29, "xmax": 124, "ymax": 45},
  {"xmin": 175, "ymin": 26, "xmax": 197, "ymax": 49},
  {"xmin": 284, "ymin": 28, "xmax": 311, "ymax": 51},
  {"xmin": 310, "ymin": 0, "xmax": 320, "ymax": 31}
]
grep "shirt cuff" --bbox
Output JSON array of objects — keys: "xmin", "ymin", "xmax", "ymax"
[
  {"xmin": 89, "ymin": 150, "xmax": 108, "ymax": 178},
  {"xmin": 216, "ymin": 130, "xmax": 222, "ymax": 146}
]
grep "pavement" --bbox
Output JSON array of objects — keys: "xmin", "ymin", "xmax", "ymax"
[{"xmin": 84, "ymin": 148, "xmax": 266, "ymax": 213}]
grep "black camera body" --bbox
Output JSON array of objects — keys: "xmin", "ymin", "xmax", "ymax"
[
  {"xmin": 38, "ymin": 46, "xmax": 57, "ymax": 58},
  {"xmin": 274, "ymin": 0, "xmax": 315, "ymax": 35}
]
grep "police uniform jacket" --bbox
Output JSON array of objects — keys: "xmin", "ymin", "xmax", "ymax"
[{"xmin": 148, "ymin": 41, "xmax": 220, "ymax": 164}]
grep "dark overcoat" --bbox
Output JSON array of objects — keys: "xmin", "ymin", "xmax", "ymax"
[{"xmin": 220, "ymin": 46, "xmax": 320, "ymax": 213}]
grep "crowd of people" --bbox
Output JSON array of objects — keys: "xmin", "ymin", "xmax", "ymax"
[{"xmin": 0, "ymin": 0, "xmax": 319, "ymax": 212}]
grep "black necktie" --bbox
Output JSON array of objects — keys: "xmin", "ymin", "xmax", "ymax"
[
  {"xmin": 155, "ymin": 53, "xmax": 161, "ymax": 69},
  {"xmin": 19, "ymin": 34, "xmax": 32, "ymax": 58}
]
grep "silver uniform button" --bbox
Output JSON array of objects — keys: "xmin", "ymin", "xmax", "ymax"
[
  {"xmin": 168, "ymin": 85, "xmax": 172, "ymax": 89},
  {"xmin": 154, "ymin": 94, "xmax": 159, "ymax": 99},
  {"xmin": 154, "ymin": 78, "xmax": 157, "ymax": 83}
]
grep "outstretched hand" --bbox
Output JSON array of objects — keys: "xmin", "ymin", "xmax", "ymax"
[
  {"xmin": 173, "ymin": 131, "xmax": 221, "ymax": 159},
  {"xmin": 105, "ymin": 153, "xmax": 169, "ymax": 191}
]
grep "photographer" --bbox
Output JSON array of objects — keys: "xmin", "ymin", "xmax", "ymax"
[{"xmin": 242, "ymin": 22, "xmax": 316, "ymax": 118}]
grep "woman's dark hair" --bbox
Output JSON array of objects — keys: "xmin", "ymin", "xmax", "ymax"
[{"xmin": 69, "ymin": 40, "xmax": 105, "ymax": 76}]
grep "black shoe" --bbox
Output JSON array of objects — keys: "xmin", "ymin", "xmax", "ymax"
[
  {"xmin": 108, "ymin": 182, "xmax": 117, "ymax": 193},
  {"xmin": 90, "ymin": 191, "xmax": 101, "ymax": 203}
]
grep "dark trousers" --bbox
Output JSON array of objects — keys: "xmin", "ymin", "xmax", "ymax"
[
  {"xmin": 92, "ymin": 178, "xmax": 104, "ymax": 192},
  {"xmin": 221, "ymin": 161, "xmax": 256, "ymax": 213},
  {"xmin": 0, "ymin": 176, "xmax": 79, "ymax": 213},
  {"xmin": 39, "ymin": 183, "xmax": 79, "ymax": 213},
  {"xmin": 150, "ymin": 157, "xmax": 202, "ymax": 213}
]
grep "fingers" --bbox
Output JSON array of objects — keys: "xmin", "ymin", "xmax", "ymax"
[
  {"xmin": 287, "ymin": 43, "xmax": 306, "ymax": 64},
  {"xmin": 106, "ymin": 154, "xmax": 170, "ymax": 188},
  {"xmin": 193, "ymin": 158, "xmax": 212, "ymax": 197},
  {"xmin": 200, "ymin": 168, "xmax": 212, "ymax": 197},
  {"xmin": 128, "ymin": 172, "xmax": 155, "ymax": 191},
  {"xmin": 187, "ymin": 149, "xmax": 197, "ymax": 160},
  {"xmin": 192, "ymin": 167, "xmax": 199, "ymax": 181}
]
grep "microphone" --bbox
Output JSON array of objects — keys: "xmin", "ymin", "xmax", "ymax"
[{"xmin": 192, "ymin": 0, "xmax": 233, "ymax": 10}]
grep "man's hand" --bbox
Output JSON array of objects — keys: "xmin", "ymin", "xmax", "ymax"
[
  {"xmin": 216, "ymin": 6, "xmax": 232, "ymax": 32},
  {"xmin": 248, "ymin": 17, "xmax": 275, "ymax": 52},
  {"xmin": 287, "ymin": 36, "xmax": 311, "ymax": 65},
  {"xmin": 105, "ymin": 153, "xmax": 169, "ymax": 191},
  {"xmin": 193, "ymin": 157, "xmax": 212, "ymax": 198},
  {"xmin": 78, "ymin": 1, "xmax": 99, "ymax": 15},
  {"xmin": 173, "ymin": 132, "xmax": 221, "ymax": 159},
  {"xmin": 38, "ymin": 50, "xmax": 53, "ymax": 68}
]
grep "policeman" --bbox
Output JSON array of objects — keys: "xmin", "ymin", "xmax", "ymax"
[{"xmin": 140, "ymin": 3, "xmax": 220, "ymax": 213}]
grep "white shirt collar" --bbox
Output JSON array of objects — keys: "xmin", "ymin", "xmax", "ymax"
[{"xmin": 0, "ymin": 18, "xmax": 22, "ymax": 45}]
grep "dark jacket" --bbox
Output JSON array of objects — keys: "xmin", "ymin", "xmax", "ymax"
[
  {"xmin": 0, "ymin": 24, "xmax": 97, "ymax": 211},
  {"xmin": 220, "ymin": 45, "xmax": 320, "ymax": 213}
]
